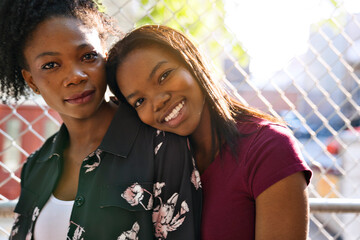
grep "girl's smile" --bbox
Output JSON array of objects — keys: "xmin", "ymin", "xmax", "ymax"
[
  {"xmin": 116, "ymin": 46, "xmax": 205, "ymax": 136},
  {"xmin": 162, "ymin": 100, "xmax": 185, "ymax": 123}
]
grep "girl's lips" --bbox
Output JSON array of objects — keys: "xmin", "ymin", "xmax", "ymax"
[
  {"xmin": 65, "ymin": 90, "xmax": 95, "ymax": 104},
  {"xmin": 161, "ymin": 100, "xmax": 185, "ymax": 127}
]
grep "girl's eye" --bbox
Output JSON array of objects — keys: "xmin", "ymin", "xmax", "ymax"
[
  {"xmin": 41, "ymin": 62, "xmax": 60, "ymax": 70},
  {"xmin": 134, "ymin": 98, "xmax": 145, "ymax": 108},
  {"xmin": 159, "ymin": 69, "xmax": 172, "ymax": 83},
  {"xmin": 82, "ymin": 52, "xmax": 98, "ymax": 62}
]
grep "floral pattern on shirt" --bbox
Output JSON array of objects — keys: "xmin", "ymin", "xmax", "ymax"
[
  {"xmin": 67, "ymin": 221, "xmax": 85, "ymax": 240},
  {"xmin": 121, "ymin": 182, "xmax": 153, "ymax": 210},
  {"xmin": 186, "ymin": 139, "xmax": 202, "ymax": 190},
  {"xmin": 190, "ymin": 157, "xmax": 202, "ymax": 190},
  {"xmin": 153, "ymin": 193, "xmax": 189, "ymax": 239},
  {"xmin": 154, "ymin": 130, "xmax": 165, "ymax": 155},
  {"xmin": 23, "ymin": 207, "xmax": 40, "ymax": 240},
  {"xmin": 122, "ymin": 182, "xmax": 189, "ymax": 239},
  {"xmin": 10, "ymin": 214, "xmax": 20, "ymax": 238},
  {"xmin": 118, "ymin": 222, "xmax": 140, "ymax": 240},
  {"xmin": 83, "ymin": 149, "xmax": 103, "ymax": 173}
]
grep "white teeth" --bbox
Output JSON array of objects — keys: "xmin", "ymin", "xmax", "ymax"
[{"xmin": 164, "ymin": 101, "xmax": 184, "ymax": 122}]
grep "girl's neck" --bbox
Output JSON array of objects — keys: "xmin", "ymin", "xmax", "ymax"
[
  {"xmin": 61, "ymin": 100, "xmax": 117, "ymax": 152},
  {"xmin": 190, "ymin": 104, "xmax": 216, "ymax": 174}
]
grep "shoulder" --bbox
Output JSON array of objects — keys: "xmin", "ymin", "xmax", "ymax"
[
  {"xmin": 236, "ymin": 118, "xmax": 312, "ymax": 195},
  {"xmin": 21, "ymin": 131, "xmax": 60, "ymax": 180},
  {"xmin": 235, "ymin": 118, "xmax": 296, "ymax": 150},
  {"xmin": 26, "ymin": 132, "xmax": 58, "ymax": 163},
  {"xmin": 235, "ymin": 117, "xmax": 307, "ymax": 172}
]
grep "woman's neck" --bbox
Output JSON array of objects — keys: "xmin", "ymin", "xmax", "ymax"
[
  {"xmin": 190, "ymin": 104, "xmax": 216, "ymax": 174},
  {"xmin": 61, "ymin": 100, "xmax": 117, "ymax": 155}
]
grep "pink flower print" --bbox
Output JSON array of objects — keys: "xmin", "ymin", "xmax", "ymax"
[
  {"xmin": 152, "ymin": 193, "xmax": 189, "ymax": 239},
  {"xmin": 83, "ymin": 149, "xmax": 102, "ymax": 173},
  {"xmin": 118, "ymin": 222, "xmax": 140, "ymax": 240},
  {"xmin": 191, "ymin": 169, "xmax": 202, "ymax": 190},
  {"xmin": 156, "ymin": 130, "xmax": 165, "ymax": 137},
  {"xmin": 70, "ymin": 221, "xmax": 85, "ymax": 240},
  {"xmin": 191, "ymin": 157, "xmax": 202, "ymax": 190},
  {"xmin": 122, "ymin": 183, "xmax": 144, "ymax": 206},
  {"xmin": 180, "ymin": 201, "xmax": 189, "ymax": 215},
  {"xmin": 122, "ymin": 183, "xmax": 153, "ymax": 210},
  {"xmin": 10, "ymin": 227, "xmax": 18, "ymax": 237},
  {"xmin": 147, "ymin": 195, "xmax": 154, "ymax": 210},
  {"xmin": 153, "ymin": 182, "xmax": 165, "ymax": 198},
  {"xmin": 25, "ymin": 232, "xmax": 32, "ymax": 240},
  {"xmin": 10, "ymin": 214, "xmax": 20, "ymax": 237},
  {"xmin": 154, "ymin": 142, "xmax": 163, "ymax": 155},
  {"xmin": 32, "ymin": 207, "xmax": 39, "ymax": 221}
]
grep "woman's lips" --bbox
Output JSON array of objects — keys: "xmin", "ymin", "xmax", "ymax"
[
  {"xmin": 161, "ymin": 100, "xmax": 185, "ymax": 127},
  {"xmin": 65, "ymin": 90, "xmax": 95, "ymax": 104},
  {"xmin": 163, "ymin": 100, "xmax": 185, "ymax": 122}
]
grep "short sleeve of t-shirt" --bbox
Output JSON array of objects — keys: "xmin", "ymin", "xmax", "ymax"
[{"xmin": 243, "ymin": 122, "xmax": 312, "ymax": 199}]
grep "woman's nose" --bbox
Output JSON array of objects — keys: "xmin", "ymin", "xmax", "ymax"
[
  {"xmin": 63, "ymin": 67, "xmax": 87, "ymax": 87},
  {"xmin": 153, "ymin": 93, "xmax": 170, "ymax": 112}
]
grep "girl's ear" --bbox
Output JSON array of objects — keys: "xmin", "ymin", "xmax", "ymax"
[{"xmin": 21, "ymin": 69, "xmax": 40, "ymax": 94}]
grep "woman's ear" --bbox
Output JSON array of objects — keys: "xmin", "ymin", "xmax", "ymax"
[{"xmin": 21, "ymin": 69, "xmax": 40, "ymax": 94}]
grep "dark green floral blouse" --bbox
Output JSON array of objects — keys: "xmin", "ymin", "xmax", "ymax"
[{"xmin": 9, "ymin": 103, "xmax": 202, "ymax": 240}]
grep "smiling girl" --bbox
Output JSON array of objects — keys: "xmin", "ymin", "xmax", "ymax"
[
  {"xmin": 0, "ymin": 3, "xmax": 201, "ymax": 240},
  {"xmin": 107, "ymin": 25, "xmax": 312, "ymax": 240}
]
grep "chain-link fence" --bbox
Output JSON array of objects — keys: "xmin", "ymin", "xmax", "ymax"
[{"xmin": 1, "ymin": 0, "xmax": 360, "ymax": 239}]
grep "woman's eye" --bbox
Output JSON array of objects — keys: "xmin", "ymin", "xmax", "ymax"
[
  {"xmin": 41, "ymin": 62, "xmax": 59, "ymax": 70},
  {"xmin": 159, "ymin": 70, "xmax": 172, "ymax": 83},
  {"xmin": 134, "ymin": 98, "xmax": 145, "ymax": 108},
  {"xmin": 82, "ymin": 52, "xmax": 98, "ymax": 62}
]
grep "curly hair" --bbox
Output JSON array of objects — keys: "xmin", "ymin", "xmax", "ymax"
[
  {"xmin": 0, "ymin": 0, "xmax": 117, "ymax": 102},
  {"xmin": 106, "ymin": 25, "xmax": 284, "ymax": 159}
]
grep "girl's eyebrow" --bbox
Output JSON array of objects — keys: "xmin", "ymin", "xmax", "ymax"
[
  {"xmin": 126, "ymin": 91, "xmax": 137, "ymax": 101},
  {"xmin": 148, "ymin": 60, "xmax": 167, "ymax": 82},
  {"xmin": 126, "ymin": 60, "xmax": 168, "ymax": 101}
]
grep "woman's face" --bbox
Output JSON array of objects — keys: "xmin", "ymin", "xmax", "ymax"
[
  {"xmin": 22, "ymin": 17, "xmax": 107, "ymax": 121},
  {"xmin": 116, "ymin": 46, "xmax": 205, "ymax": 136}
]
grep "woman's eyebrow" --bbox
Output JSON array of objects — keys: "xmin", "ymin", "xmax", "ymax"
[
  {"xmin": 126, "ymin": 60, "xmax": 168, "ymax": 101},
  {"xmin": 126, "ymin": 91, "xmax": 138, "ymax": 101},
  {"xmin": 35, "ymin": 44, "xmax": 93, "ymax": 60},
  {"xmin": 148, "ymin": 60, "xmax": 167, "ymax": 82},
  {"xmin": 35, "ymin": 51, "xmax": 60, "ymax": 60}
]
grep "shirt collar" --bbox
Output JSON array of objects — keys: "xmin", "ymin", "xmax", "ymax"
[
  {"xmin": 98, "ymin": 102, "xmax": 141, "ymax": 158},
  {"xmin": 36, "ymin": 124, "xmax": 69, "ymax": 163},
  {"xmin": 36, "ymin": 102, "xmax": 140, "ymax": 162}
]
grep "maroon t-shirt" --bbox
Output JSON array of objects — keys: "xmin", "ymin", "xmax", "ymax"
[{"xmin": 200, "ymin": 119, "xmax": 312, "ymax": 240}]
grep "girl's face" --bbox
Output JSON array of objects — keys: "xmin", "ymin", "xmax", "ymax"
[
  {"xmin": 22, "ymin": 17, "xmax": 107, "ymax": 121},
  {"xmin": 116, "ymin": 46, "xmax": 205, "ymax": 136}
]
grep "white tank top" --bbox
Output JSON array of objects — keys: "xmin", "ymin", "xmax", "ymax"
[{"xmin": 34, "ymin": 194, "xmax": 74, "ymax": 240}]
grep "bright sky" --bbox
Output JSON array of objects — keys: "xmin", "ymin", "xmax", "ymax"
[{"xmin": 224, "ymin": 0, "xmax": 360, "ymax": 82}]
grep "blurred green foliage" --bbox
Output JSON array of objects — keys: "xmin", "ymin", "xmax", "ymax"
[
  {"xmin": 137, "ymin": 0, "xmax": 249, "ymax": 67},
  {"xmin": 95, "ymin": 0, "xmax": 106, "ymax": 12}
]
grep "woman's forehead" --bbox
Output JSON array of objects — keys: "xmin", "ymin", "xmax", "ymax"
[{"xmin": 26, "ymin": 17, "xmax": 103, "ymax": 50}]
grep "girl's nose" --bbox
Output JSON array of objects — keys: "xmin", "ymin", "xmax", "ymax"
[
  {"xmin": 63, "ymin": 67, "xmax": 87, "ymax": 87},
  {"xmin": 153, "ymin": 93, "xmax": 170, "ymax": 112}
]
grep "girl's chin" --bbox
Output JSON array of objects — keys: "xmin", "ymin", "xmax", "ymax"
[{"xmin": 168, "ymin": 127, "xmax": 193, "ymax": 137}]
